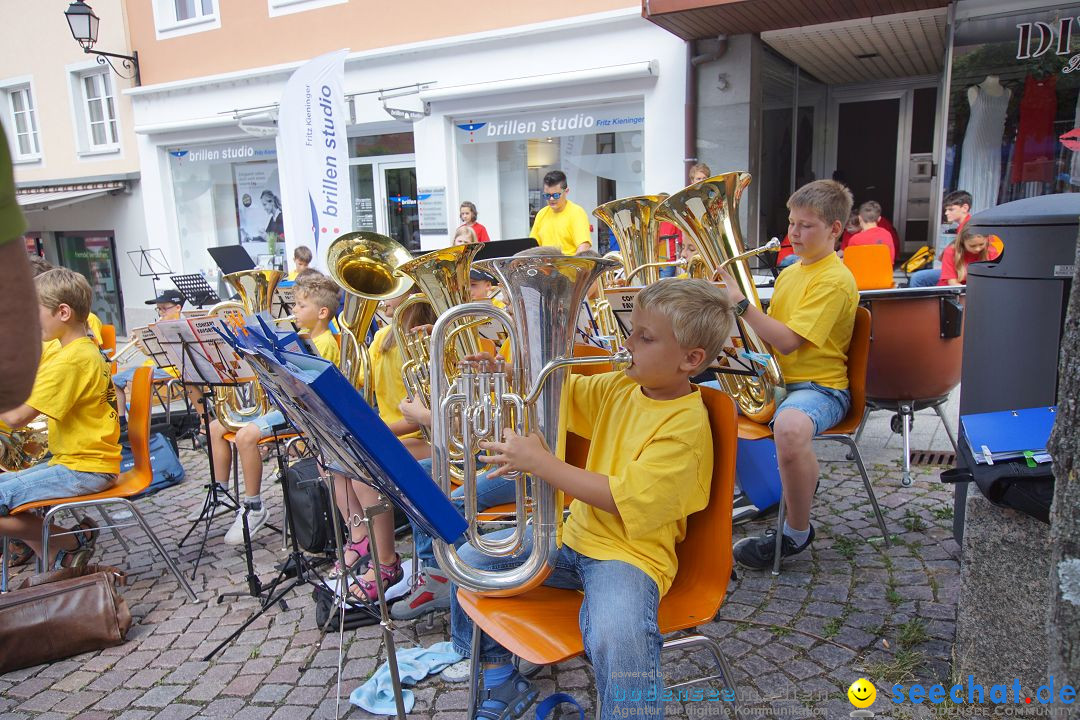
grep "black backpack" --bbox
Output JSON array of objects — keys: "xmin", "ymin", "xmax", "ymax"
[{"xmin": 281, "ymin": 457, "xmax": 338, "ymax": 554}]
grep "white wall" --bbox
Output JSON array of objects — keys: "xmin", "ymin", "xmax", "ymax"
[{"xmin": 127, "ymin": 8, "xmax": 688, "ymax": 255}]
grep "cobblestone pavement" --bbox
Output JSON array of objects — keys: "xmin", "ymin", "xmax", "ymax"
[{"xmin": 1, "ymin": 399, "xmax": 967, "ymax": 720}]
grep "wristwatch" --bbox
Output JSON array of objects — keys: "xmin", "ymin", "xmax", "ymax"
[{"xmin": 734, "ymin": 298, "xmax": 751, "ymax": 317}]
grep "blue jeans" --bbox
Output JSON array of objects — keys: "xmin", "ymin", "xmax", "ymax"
[
  {"xmin": 0, "ymin": 462, "xmax": 115, "ymax": 516},
  {"xmin": 450, "ymin": 526, "xmax": 663, "ymax": 718},
  {"xmin": 113, "ymin": 366, "xmax": 171, "ymax": 389},
  {"xmin": 410, "ymin": 457, "xmax": 521, "ymax": 565},
  {"xmin": 909, "ymin": 268, "xmax": 940, "ymax": 288},
  {"xmin": 659, "ymin": 266, "xmax": 677, "ymax": 279},
  {"xmin": 252, "ymin": 409, "xmax": 286, "ymax": 436},
  {"xmin": 775, "ymin": 381, "xmax": 851, "ymax": 435}
]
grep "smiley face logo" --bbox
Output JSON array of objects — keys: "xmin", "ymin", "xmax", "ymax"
[{"xmin": 848, "ymin": 678, "xmax": 876, "ymax": 708}]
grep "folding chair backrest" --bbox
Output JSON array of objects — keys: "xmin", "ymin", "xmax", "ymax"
[
  {"xmin": 843, "ymin": 245, "xmax": 893, "ymax": 290},
  {"xmin": 659, "ymin": 387, "xmax": 737, "ymax": 630},
  {"xmin": 126, "ymin": 366, "xmax": 154, "ymax": 482},
  {"xmin": 845, "ymin": 306, "xmax": 872, "ymax": 424},
  {"xmin": 100, "ymin": 324, "xmax": 117, "ymax": 358}
]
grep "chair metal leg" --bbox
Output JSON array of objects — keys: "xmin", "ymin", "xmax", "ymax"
[
  {"xmin": 853, "ymin": 404, "xmax": 873, "ymax": 446},
  {"xmin": 96, "ymin": 505, "xmax": 131, "ymax": 553},
  {"xmin": 663, "ymin": 635, "xmax": 740, "ymax": 720},
  {"xmin": 1, "ymin": 535, "xmax": 9, "ymax": 593},
  {"xmin": 126, "ymin": 501, "xmax": 199, "ymax": 602},
  {"xmin": 932, "ymin": 401, "xmax": 960, "ymax": 454},
  {"xmin": 772, "ymin": 488, "xmax": 786, "ymax": 576},
  {"xmin": 830, "ymin": 436, "xmax": 890, "ymax": 547},
  {"xmin": 467, "ymin": 623, "xmax": 483, "ymax": 720}
]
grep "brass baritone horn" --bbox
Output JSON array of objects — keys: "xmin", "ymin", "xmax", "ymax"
[
  {"xmin": 592, "ymin": 195, "xmax": 667, "ymax": 286},
  {"xmin": 208, "ymin": 269, "xmax": 282, "ymax": 433},
  {"xmin": 655, "ymin": 172, "xmax": 785, "ymax": 423},
  {"xmin": 325, "ymin": 232, "xmax": 415, "ymax": 402},
  {"xmin": 429, "ymin": 255, "xmax": 630, "ymax": 597},
  {"xmin": 0, "ymin": 417, "xmax": 48, "ymax": 472}
]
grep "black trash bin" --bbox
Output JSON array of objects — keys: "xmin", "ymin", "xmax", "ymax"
[{"xmin": 950, "ymin": 193, "xmax": 1078, "ymax": 542}]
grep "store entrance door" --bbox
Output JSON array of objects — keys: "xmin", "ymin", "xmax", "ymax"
[
  {"xmin": 56, "ymin": 231, "xmax": 125, "ymax": 334},
  {"xmin": 835, "ymin": 98, "xmax": 901, "ymax": 221},
  {"xmin": 349, "ymin": 155, "xmax": 419, "ymax": 252}
]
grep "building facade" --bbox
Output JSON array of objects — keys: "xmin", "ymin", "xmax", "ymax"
[
  {"xmin": 3, "ymin": 0, "xmax": 148, "ymax": 334},
  {"xmin": 123, "ymin": 0, "xmax": 687, "ymax": 308}
]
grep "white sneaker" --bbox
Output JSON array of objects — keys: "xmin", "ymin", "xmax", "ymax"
[{"xmin": 223, "ymin": 505, "xmax": 269, "ymax": 545}]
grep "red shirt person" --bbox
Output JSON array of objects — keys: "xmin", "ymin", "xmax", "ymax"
[
  {"xmin": 938, "ymin": 227, "xmax": 1002, "ymax": 285},
  {"xmin": 842, "ymin": 200, "xmax": 896, "ymax": 263},
  {"xmin": 458, "ymin": 201, "xmax": 490, "ymax": 243}
]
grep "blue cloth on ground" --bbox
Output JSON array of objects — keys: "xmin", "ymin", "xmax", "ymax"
[{"xmin": 349, "ymin": 641, "xmax": 463, "ymax": 715}]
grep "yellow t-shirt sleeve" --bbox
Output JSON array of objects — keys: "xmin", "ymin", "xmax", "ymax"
[
  {"xmin": 779, "ymin": 280, "xmax": 853, "ymax": 349},
  {"xmin": 564, "ymin": 373, "xmax": 609, "ymax": 440},
  {"xmin": 28, "ymin": 355, "xmax": 88, "ymax": 420},
  {"xmin": 311, "ymin": 330, "xmax": 340, "ymax": 366},
  {"xmin": 608, "ymin": 437, "xmax": 707, "ymax": 541},
  {"xmin": 570, "ymin": 205, "xmax": 591, "ymax": 248},
  {"xmin": 86, "ymin": 313, "xmax": 104, "ymax": 345},
  {"xmin": 529, "ymin": 208, "xmax": 545, "ymax": 241}
]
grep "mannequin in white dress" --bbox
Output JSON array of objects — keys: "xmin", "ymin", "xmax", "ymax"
[{"xmin": 958, "ymin": 76, "xmax": 1012, "ymax": 213}]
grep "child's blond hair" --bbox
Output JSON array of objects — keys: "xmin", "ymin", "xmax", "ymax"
[
  {"xmin": 635, "ymin": 278, "xmax": 734, "ymax": 374},
  {"xmin": 36, "ymin": 268, "xmax": 92, "ymax": 322},
  {"xmin": 453, "ymin": 225, "xmax": 478, "ymax": 245},
  {"xmin": 295, "ymin": 275, "xmax": 340, "ymax": 318},
  {"xmin": 787, "ymin": 179, "xmax": 854, "ymax": 229}
]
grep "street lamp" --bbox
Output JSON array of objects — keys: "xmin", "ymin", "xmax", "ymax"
[{"xmin": 64, "ymin": 1, "xmax": 140, "ymax": 86}]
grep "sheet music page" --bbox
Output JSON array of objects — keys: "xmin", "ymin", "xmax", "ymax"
[
  {"xmin": 603, "ymin": 284, "xmax": 757, "ymax": 376},
  {"xmin": 189, "ymin": 316, "xmax": 257, "ymax": 382},
  {"xmin": 150, "ymin": 319, "xmax": 226, "ymax": 384},
  {"xmin": 137, "ymin": 326, "xmax": 174, "ymax": 369},
  {"xmin": 272, "ymin": 285, "xmax": 294, "ymax": 318}
]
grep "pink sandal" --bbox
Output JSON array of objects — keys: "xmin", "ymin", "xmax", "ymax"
[
  {"xmin": 327, "ymin": 537, "xmax": 369, "ymax": 580},
  {"xmin": 348, "ymin": 555, "xmax": 404, "ymax": 602}
]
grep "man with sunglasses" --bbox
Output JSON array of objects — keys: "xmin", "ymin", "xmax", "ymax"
[{"xmin": 529, "ymin": 169, "xmax": 592, "ymax": 255}]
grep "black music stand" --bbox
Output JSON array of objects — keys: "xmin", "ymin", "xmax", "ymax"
[
  {"xmin": 127, "ymin": 246, "xmax": 172, "ymax": 298},
  {"xmin": 170, "ymin": 273, "xmax": 221, "ymax": 309}
]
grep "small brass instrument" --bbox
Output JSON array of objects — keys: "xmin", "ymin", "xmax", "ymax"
[
  {"xmin": 430, "ymin": 255, "xmax": 630, "ymax": 596},
  {"xmin": 0, "ymin": 417, "xmax": 49, "ymax": 473},
  {"xmin": 656, "ymin": 172, "xmax": 785, "ymax": 423},
  {"xmin": 325, "ymin": 232, "xmax": 415, "ymax": 402},
  {"xmin": 208, "ymin": 269, "xmax": 282, "ymax": 432}
]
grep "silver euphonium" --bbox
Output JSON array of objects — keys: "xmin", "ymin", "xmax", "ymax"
[{"xmin": 429, "ymin": 255, "xmax": 630, "ymax": 597}]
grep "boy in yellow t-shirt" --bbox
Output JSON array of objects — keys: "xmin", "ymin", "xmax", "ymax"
[
  {"xmin": 718, "ymin": 179, "xmax": 858, "ymax": 570},
  {"xmin": 450, "ymin": 278, "xmax": 734, "ymax": 719},
  {"xmin": 528, "ymin": 170, "xmax": 592, "ymax": 255},
  {"xmin": 208, "ymin": 273, "xmax": 339, "ymax": 546},
  {"xmin": 286, "ymin": 245, "xmax": 312, "ymax": 281},
  {"xmin": 0, "ymin": 268, "xmax": 121, "ymax": 568}
]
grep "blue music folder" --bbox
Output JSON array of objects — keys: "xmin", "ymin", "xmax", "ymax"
[{"xmin": 960, "ymin": 406, "xmax": 1057, "ymax": 465}]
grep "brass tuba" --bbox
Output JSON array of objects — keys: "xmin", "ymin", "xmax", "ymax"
[
  {"xmin": 393, "ymin": 242, "xmax": 484, "ymax": 406},
  {"xmin": 655, "ymin": 172, "xmax": 785, "ymax": 423},
  {"xmin": 429, "ymin": 255, "xmax": 630, "ymax": 596},
  {"xmin": 208, "ymin": 269, "xmax": 281, "ymax": 432},
  {"xmin": 592, "ymin": 195, "xmax": 668, "ymax": 286},
  {"xmin": 0, "ymin": 417, "xmax": 49, "ymax": 472},
  {"xmin": 325, "ymin": 232, "xmax": 415, "ymax": 403}
]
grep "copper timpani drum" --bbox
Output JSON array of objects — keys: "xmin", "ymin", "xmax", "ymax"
[{"xmin": 857, "ymin": 285, "xmax": 965, "ymax": 486}]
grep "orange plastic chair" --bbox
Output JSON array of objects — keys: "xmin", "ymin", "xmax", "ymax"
[
  {"xmin": 100, "ymin": 324, "xmax": 117, "ymax": 359},
  {"xmin": 843, "ymin": 244, "xmax": 894, "ymax": 290},
  {"xmin": 736, "ymin": 306, "xmax": 889, "ymax": 574},
  {"xmin": 457, "ymin": 386, "xmax": 741, "ymax": 718},
  {"xmin": 0, "ymin": 367, "xmax": 197, "ymax": 600}
]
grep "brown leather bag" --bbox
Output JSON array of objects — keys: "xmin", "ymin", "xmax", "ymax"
[{"xmin": 0, "ymin": 564, "xmax": 131, "ymax": 673}]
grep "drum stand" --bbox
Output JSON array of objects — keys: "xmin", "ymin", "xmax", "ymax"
[{"xmin": 856, "ymin": 396, "xmax": 959, "ymax": 486}]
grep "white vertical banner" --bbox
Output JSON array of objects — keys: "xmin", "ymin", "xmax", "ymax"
[{"xmin": 277, "ymin": 49, "xmax": 351, "ymax": 271}]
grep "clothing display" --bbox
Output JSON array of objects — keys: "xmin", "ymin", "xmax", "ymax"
[
  {"xmin": 957, "ymin": 78, "xmax": 1012, "ymax": 213},
  {"xmin": 1011, "ymin": 74, "xmax": 1058, "ymax": 185}
]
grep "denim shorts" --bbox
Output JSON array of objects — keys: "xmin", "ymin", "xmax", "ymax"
[
  {"xmin": 252, "ymin": 409, "xmax": 286, "ymax": 437},
  {"xmin": 775, "ymin": 381, "xmax": 851, "ymax": 435},
  {"xmin": 0, "ymin": 462, "xmax": 116, "ymax": 516},
  {"xmin": 113, "ymin": 366, "xmax": 172, "ymax": 389}
]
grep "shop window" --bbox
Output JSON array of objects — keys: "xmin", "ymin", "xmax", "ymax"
[
  {"xmin": 945, "ymin": 6, "xmax": 1080, "ymax": 214},
  {"xmin": 348, "ymin": 132, "xmax": 415, "ymax": 158},
  {"xmin": 72, "ymin": 70, "xmax": 119, "ymax": 153},
  {"xmin": 0, "ymin": 81, "xmax": 40, "ymax": 162},
  {"xmin": 268, "ymin": 0, "xmax": 347, "ymax": 18},
  {"xmin": 153, "ymin": 0, "xmax": 220, "ymax": 38}
]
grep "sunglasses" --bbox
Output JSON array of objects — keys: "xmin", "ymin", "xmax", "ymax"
[{"xmin": 542, "ymin": 192, "xmax": 563, "ymax": 201}]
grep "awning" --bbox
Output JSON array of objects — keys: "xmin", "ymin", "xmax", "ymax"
[
  {"xmin": 16, "ymin": 181, "xmax": 128, "ymax": 212},
  {"xmin": 643, "ymin": 0, "xmax": 949, "ymax": 40}
]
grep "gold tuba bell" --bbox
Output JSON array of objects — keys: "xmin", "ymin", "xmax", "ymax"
[
  {"xmin": 325, "ymin": 232, "xmax": 415, "ymax": 403},
  {"xmin": 0, "ymin": 417, "xmax": 49, "ymax": 472},
  {"xmin": 656, "ymin": 172, "xmax": 785, "ymax": 423},
  {"xmin": 208, "ymin": 269, "xmax": 281, "ymax": 432}
]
